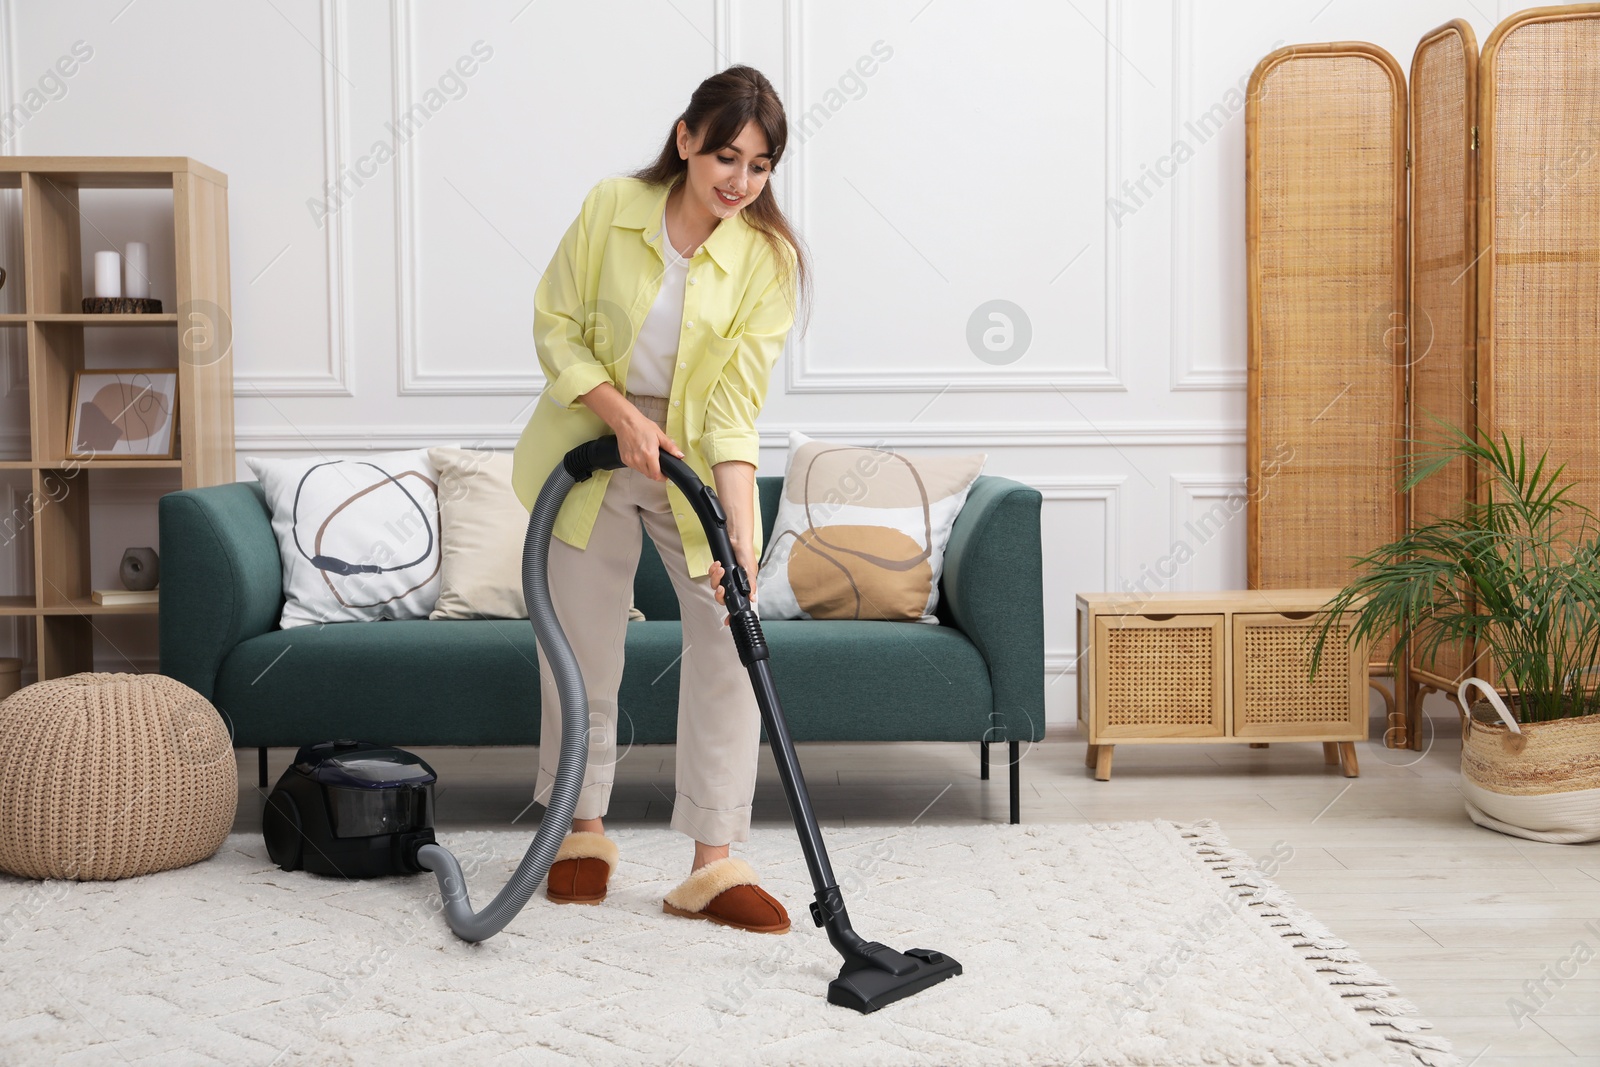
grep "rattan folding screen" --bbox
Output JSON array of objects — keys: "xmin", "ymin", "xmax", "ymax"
[
  {"xmin": 1476, "ymin": 6, "xmax": 1600, "ymax": 685},
  {"xmin": 1244, "ymin": 42, "xmax": 1409, "ymax": 732},
  {"xmin": 1247, "ymin": 8, "xmax": 1600, "ymax": 749},
  {"xmin": 1406, "ymin": 20, "xmax": 1478, "ymax": 703}
]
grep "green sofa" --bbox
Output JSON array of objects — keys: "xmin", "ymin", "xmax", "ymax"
[{"xmin": 158, "ymin": 474, "xmax": 1044, "ymax": 823}]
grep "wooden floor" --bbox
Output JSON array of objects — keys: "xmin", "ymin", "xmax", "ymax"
[{"xmin": 234, "ymin": 715, "xmax": 1600, "ymax": 1066}]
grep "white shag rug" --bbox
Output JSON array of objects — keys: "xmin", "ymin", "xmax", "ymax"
[{"xmin": 0, "ymin": 820, "xmax": 1456, "ymax": 1067}]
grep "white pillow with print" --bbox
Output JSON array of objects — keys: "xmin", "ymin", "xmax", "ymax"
[
  {"xmin": 245, "ymin": 449, "xmax": 443, "ymax": 629},
  {"xmin": 755, "ymin": 431, "xmax": 986, "ymax": 623}
]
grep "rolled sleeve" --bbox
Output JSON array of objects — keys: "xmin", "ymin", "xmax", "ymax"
[
  {"xmin": 534, "ymin": 183, "xmax": 614, "ymax": 410},
  {"xmin": 699, "ymin": 250, "xmax": 796, "ymax": 467}
]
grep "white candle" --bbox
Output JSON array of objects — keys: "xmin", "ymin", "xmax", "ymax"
[
  {"xmin": 124, "ymin": 242, "xmax": 149, "ymax": 299},
  {"xmin": 94, "ymin": 251, "xmax": 121, "ymax": 298}
]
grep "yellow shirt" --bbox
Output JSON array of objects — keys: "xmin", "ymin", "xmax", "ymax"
[{"xmin": 511, "ymin": 176, "xmax": 797, "ymax": 579}]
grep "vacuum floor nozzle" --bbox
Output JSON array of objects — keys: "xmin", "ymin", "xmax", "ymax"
[{"xmin": 828, "ymin": 945, "xmax": 963, "ymax": 1013}]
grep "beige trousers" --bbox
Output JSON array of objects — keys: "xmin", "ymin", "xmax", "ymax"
[{"xmin": 530, "ymin": 393, "xmax": 762, "ymax": 845}]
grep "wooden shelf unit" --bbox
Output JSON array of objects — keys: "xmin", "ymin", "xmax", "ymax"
[
  {"xmin": 0, "ymin": 157, "xmax": 233, "ymax": 681},
  {"xmin": 1076, "ymin": 590, "xmax": 1369, "ymax": 781}
]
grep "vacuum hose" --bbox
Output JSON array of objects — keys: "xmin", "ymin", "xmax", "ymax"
[
  {"xmin": 411, "ymin": 436, "xmax": 961, "ymax": 1012},
  {"xmin": 414, "ymin": 444, "xmax": 604, "ymax": 942}
]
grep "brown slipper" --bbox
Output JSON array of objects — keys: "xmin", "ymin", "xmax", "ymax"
[
  {"xmin": 545, "ymin": 831, "xmax": 618, "ymax": 904},
  {"xmin": 662, "ymin": 856, "xmax": 790, "ymax": 934}
]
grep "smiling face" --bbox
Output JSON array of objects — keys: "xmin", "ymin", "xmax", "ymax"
[{"xmin": 675, "ymin": 118, "xmax": 772, "ymax": 225}]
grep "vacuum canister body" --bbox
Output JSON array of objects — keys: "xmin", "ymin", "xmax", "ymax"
[{"xmin": 263, "ymin": 740, "xmax": 437, "ymax": 878}]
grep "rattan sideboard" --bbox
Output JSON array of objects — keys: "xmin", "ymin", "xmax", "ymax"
[{"xmin": 1075, "ymin": 590, "xmax": 1369, "ymax": 781}]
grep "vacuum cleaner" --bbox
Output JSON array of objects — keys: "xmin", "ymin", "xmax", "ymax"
[
  {"xmin": 263, "ymin": 740, "xmax": 437, "ymax": 879},
  {"xmin": 266, "ymin": 436, "xmax": 961, "ymax": 1013}
]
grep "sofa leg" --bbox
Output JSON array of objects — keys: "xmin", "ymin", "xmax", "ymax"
[
  {"xmin": 979, "ymin": 741, "xmax": 989, "ymax": 780},
  {"xmin": 258, "ymin": 747, "xmax": 268, "ymax": 789},
  {"xmin": 1009, "ymin": 741, "xmax": 1020, "ymax": 825}
]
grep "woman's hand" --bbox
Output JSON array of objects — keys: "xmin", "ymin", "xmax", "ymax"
[
  {"xmin": 707, "ymin": 459, "xmax": 758, "ymax": 624},
  {"xmin": 707, "ymin": 540, "xmax": 758, "ymax": 624},
  {"xmin": 576, "ymin": 382, "xmax": 685, "ymax": 480},
  {"xmin": 616, "ymin": 407, "xmax": 684, "ymax": 481}
]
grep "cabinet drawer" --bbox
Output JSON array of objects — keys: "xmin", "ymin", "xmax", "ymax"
[
  {"xmin": 1232, "ymin": 612, "xmax": 1365, "ymax": 739},
  {"xmin": 1093, "ymin": 614, "xmax": 1226, "ymax": 738}
]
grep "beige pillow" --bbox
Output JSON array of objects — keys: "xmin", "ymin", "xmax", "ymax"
[
  {"xmin": 754, "ymin": 431, "xmax": 986, "ymax": 622},
  {"xmin": 427, "ymin": 447, "xmax": 645, "ymax": 621}
]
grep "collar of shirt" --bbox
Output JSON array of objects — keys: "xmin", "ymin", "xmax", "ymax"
[{"xmin": 609, "ymin": 178, "xmax": 748, "ymax": 275}]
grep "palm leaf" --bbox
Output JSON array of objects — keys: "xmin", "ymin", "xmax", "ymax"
[{"xmin": 1309, "ymin": 426, "xmax": 1600, "ymax": 723}]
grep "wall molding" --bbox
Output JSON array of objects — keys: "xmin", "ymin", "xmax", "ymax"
[
  {"xmin": 779, "ymin": 0, "xmax": 1124, "ymax": 395},
  {"xmin": 778, "ymin": 0, "xmax": 805, "ymax": 397},
  {"xmin": 1035, "ymin": 473, "xmax": 1124, "ymax": 596},
  {"xmin": 236, "ymin": 0, "xmax": 354, "ymax": 397},
  {"xmin": 1030, "ymin": 474, "xmax": 1127, "ymax": 681},
  {"xmin": 1168, "ymin": 0, "xmax": 1245, "ymax": 391},
  {"xmin": 1172, "ymin": 364, "xmax": 1245, "ymax": 390},
  {"xmin": 714, "ymin": 0, "xmax": 733, "ymax": 67},
  {"xmin": 1167, "ymin": 472, "xmax": 1247, "ymax": 591},
  {"xmin": 1100, "ymin": 0, "xmax": 1125, "ymax": 394},
  {"xmin": 1170, "ymin": 473, "xmax": 1246, "ymax": 501},
  {"xmin": 1045, "ymin": 651, "xmax": 1080, "ymax": 677},
  {"xmin": 783, "ymin": 365, "xmax": 1128, "ymax": 394},
  {"xmin": 392, "ymin": 0, "xmax": 534, "ymax": 395},
  {"xmin": 395, "ymin": 0, "xmax": 734, "ymax": 395},
  {"xmin": 233, "ymin": 419, "xmax": 1245, "ymax": 453}
]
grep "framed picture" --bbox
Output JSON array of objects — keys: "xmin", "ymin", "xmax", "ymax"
[{"xmin": 67, "ymin": 368, "xmax": 179, "ymax": 459}]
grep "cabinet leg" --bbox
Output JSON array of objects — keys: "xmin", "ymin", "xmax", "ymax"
[
  {"xmin": 1322, "ymin": 742, "xmax": 1339, "ymax": 765},
  {"xmin": 1084, "ymin": 743, "xmax": 1099, "ymax": 768},
  {"xmin": 1094, "ymin": 745, "xmax": 1114, "ymax": 782},
  {"xmin": 258, "ymin": 747, "xmax": 268, "ymax": 789},
  {"xmin": 1338, "ymin": 741, "xmax": 1359, "ymax": 778},
  {"xmin": 1248, "ymin": 742, "xmax": 1269, "ymax": 749},
  {"xmin": 980, "ymin": 741, "xmax": 989, "ymax": 780}
]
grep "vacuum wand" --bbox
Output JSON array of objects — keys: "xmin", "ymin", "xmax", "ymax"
[{"xmin": 566, "ymin": 436, "xmax": 962, "ymax": 1013}]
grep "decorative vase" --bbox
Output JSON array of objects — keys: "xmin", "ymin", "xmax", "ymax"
[{"xmin": 120, "ymin": 547, "xmax": 160, "ymax": 591}]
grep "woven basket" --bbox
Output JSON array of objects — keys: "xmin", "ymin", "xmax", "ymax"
[
  {"xmin": 1458, "ymin": 680, "xmax": 1600, "ymax": 844},
  {"xmin": 0, "ymin": 672, "xmax": 237, "ymax": 880}
]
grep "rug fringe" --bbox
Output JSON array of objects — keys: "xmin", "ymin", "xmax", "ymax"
[{"xmin": 1175, "ymin": 821, "xmax": 1462, "ymax": 1067}]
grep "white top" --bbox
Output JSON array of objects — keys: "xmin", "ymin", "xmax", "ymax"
[{"xmin": 625, "ymin": 204, "xmax": 694, "ymax": 398}]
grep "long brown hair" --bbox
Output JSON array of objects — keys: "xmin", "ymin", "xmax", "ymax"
[{"xmin": 630, "ymin": 65, "xmax": 811, "ymax": 336}]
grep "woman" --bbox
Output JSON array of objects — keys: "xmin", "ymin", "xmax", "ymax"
[{"xmin": 510, "ymin": 65, "xmax": 810, "ymax": 933}]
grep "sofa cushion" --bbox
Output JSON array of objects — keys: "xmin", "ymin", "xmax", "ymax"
[
  {"xmin": 426, "ymin": 446, "xmax": 645, "ymax": 623},
  {"xmin": 756, "ymin": 431, "xmax": 986, "ymax": 622},
  {"xmin": 213, "ymin": 617, "xmax": 991, "ymax": 748},
  {"xmin": 621, "ymin": 619, "xmax": 992, "ymax": 742},
  {"xmin": 244, "ymin": 449, "xmax": 444, "ymax": 628}
]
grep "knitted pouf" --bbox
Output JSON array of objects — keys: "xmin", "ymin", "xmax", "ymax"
[{"xmin": 0, "ymin": 672, "xmax": 237, "ymax": 880}]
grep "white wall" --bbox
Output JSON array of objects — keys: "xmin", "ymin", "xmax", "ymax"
[{"xmin": 0, "ymin": 0, "xmax": 1530, "ymax": 719}]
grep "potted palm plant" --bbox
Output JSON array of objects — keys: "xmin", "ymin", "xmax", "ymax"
[{"xmin": 1311, "ymin": 425, "xmax": 1600, "ymax": 843}]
